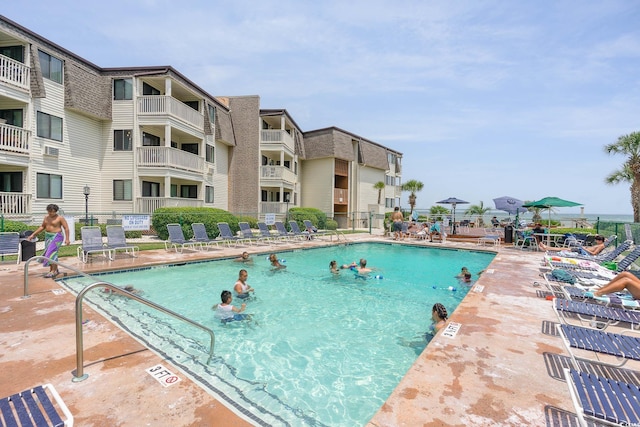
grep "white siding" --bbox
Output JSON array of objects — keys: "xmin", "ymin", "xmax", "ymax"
[
  {"xmin": 102, "ymin": 102, "xmax": 135, "ymax": 212},
  {"xmin": 357, "ymin": 166, "xmax": 384, "ymax": 213},
  {"xmin": 300, "ymin": 158, "xmax": 333, "ymax": 214}
]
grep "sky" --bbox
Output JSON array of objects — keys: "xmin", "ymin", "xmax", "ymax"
[{"xmin": 4, "ymin": 1, "xmax": 640, "ymax": 215}]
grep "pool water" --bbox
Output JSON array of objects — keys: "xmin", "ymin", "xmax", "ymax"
[{"xmin": 61, "ymin": 243, "xmax": 494, "ymax": 426}]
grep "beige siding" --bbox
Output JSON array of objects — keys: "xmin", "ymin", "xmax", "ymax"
[
  {"xmin": 30, "ymin": 79, "xmax": 102, "ymax": 214},
  {"xmin": 210, "ymin": 143, "xmax": 229, "ymax": 209},
  {"xmin": 300, "ymin": 158, "xmax": 333, "ymax": 214},
  {"xmin": 357, "ymin": 166, "xmax": 384, "ymax": 212}
]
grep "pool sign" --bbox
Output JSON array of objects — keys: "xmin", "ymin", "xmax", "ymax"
[
  {"xmin": 146, "ymin": 364, "xmax": 181, "ymax": 387},
  {"xmin": 264, "ymin": 213, "xmax": 276, "ymax": 225},
  {"xmin": 122, "ymin": 215, "xmax": 151, "ymax": 231},
  {"xmin": 441, "ymin": 322, "xmax": 461, "ymax": 339}
]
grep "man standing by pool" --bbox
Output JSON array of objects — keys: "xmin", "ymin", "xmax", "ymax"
[
  {"xmin": 391, "ymin": 206, "xmax": 403, "ymax": 240},
  {"xmin": 27, "ymin": 204, "xmax": 70, "ymax": 278}
]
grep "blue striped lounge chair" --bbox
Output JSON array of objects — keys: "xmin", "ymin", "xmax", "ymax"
[
  {"xmin": 0, "ymin": 383, "xmax": 73, "ymax": 426},
  {"xmin": 557, "ymin": 323, "xmax": 640, "ymax": 368},
  {"xmin": 164, "ymin": 224, "xmax": 201, "ymax": 253},
  {"xmin": 0, "ymin": 232, "xmax": 21, "ymax": 264}
]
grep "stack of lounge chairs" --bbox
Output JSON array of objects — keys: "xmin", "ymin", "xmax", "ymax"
[{"xmin": 541, "ymin": 239, "xmax": 640, "ymax": 426}]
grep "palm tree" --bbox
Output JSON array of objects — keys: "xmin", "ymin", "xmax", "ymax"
[
  {"xmin": 604, "ymin": 132, "xmax": 640, "ymax": 222},
  {"xmin": 373, "ymin": 181, "xmax": 385, "ymax": 205},
  {"xmin": 401, "ymin": 179, "xmax": 424, "ymax": 214},
  {"xmin": 465, "ymin": 201, "xmax": 490, "ymax": 227}
]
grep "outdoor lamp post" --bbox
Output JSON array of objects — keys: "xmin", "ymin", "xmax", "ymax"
[
  {"xmin": 83, "ymin": 185, "xmax": 90, "ymax": 225},
  {"xmin": 284, "ymin": 193, "xmax": 290, "ymax": 223}
]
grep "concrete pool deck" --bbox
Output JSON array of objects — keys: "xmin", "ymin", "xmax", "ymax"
[{"xmin": 1, "ymin": 233, "xmax": 629, "ymax": 426}]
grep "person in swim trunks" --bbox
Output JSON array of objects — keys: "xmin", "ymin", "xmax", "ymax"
[
  {"xmin": 27, "ymin": 204, "xmax": 70, "ymax": 278},
  {"xmin": 391, "ymin": 206, "xmax": 404, "ymax": 240}
]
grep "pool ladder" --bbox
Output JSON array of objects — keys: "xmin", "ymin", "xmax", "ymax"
[
  {"xmin": 330, "ymin": 230, "xmax": 347, "ymax": 242},
  {"xmin": 22, "ymin": 256, "xmax": 216, "ymax": 383}
]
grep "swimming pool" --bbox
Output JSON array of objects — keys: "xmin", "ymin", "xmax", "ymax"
[{"xmin": 61, "ymin": 243, "xmax": 494, "ymax": 426}]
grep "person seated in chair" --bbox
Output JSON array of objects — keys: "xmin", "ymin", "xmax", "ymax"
[
  {"xmin": 584, "ymin": 271, "xmax": 640, "ymax": 300},
  {"xmin": 491, "ymin": 216, "xmax": 500, "ymax": 228},
  {"xmin": 539, "ymin": 235, "xmax": 605, "ymax": 255}
]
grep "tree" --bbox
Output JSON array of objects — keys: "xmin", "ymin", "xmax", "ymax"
[
  {"xmin": 429, "ymin": 205, "xmax": 450, "ymax": 221},
  {"xmin": 604, "ymin": 131, "xmax": 640, "ymax": 222},
  {"xmin": 401, "ymin": 179, "xmax": 424, "ymax": 214},
  {"xmin": 373, "ymin": 181, "xmax": 385, "ymax": 205},
  {"xmin": 465, "ymin": 201, "xmax": 490, "ymax": 227}
]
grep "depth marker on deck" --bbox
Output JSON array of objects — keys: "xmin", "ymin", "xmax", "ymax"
[
  {"xmin": 146, "ymin": 364, "xmax": 181, "ymax": 387},
  {"xmin": 441, "ymin": 322, "xmax": 461, "ymax": 339}
]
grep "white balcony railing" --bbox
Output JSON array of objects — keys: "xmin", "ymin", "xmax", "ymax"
[
  {"xmin": 137, "ymin": 146, "xmax": 205, "ymax": 173},
  {"xmin": 0, "ymin": 55, "xmax": 30, "ymax": 90},
  {"xmin": 0, "ymin": 192, "xmax": 30, "ymax": 215},
  {"xmin": 260, "ymin": 166, "xmax": 297, "ymax": 184},
  {"xmin": 137, "ymin": 95, "xmax": 204, "ymax": 128},
  {"xmin": 260, "ymin": 201, "xmax": 294, "ymax": 214},
  {"xmin": 260, "ymin": 129, "xmax": 295, "ymax": 152},
  {"xmin": 136, "ymin": 197, "xmax": 203, "ymax": 214},
  {"xmin": 0, "ymin": 123, "xmax": 29, "ymax": 154}
]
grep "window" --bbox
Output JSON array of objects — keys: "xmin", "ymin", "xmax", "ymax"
[
  {"xmin": 206, "ymin": 144, "xmax": 215, "ymax": 163},
  {"xmin": 181, "ymin": 143, "xmax": 198, "ymax": 155},
  {"xmin": 205, "ymin": 186, "xmax": 214, "ymax": 203},
  {"xmin": 142, "ymin": 132, "xmax": 160, "ymax": 146},
  {"xmin": 142, "ymin": 82, "xmax": 160, "ymax": 96},
  {"xmin": 142, "ymin": 181, "xmax": 160, "ymax": 197},
  {"xmin": 0, "ymin": 45, "xmax": 24, "ymax": 63},
  {"xmin": 0, "ymin": 171, "xmax": 22, "ymax": 192},
  {"xmin": 113, "ymin": 180, "xmax": 132, "ymax": 200},
  {"xmin": 36, "ymin": 173, "xmax": 62, "ymax": 199},
  {"xmin": 38, "ymin": 51, "xmax": 63, "ymax": 83},
  {"xmin": 0, "ymin": 109, "xmax": 23, "ymax": 127},
  {"xmin": 113, "ymin": 78, "xmax": 133, "ymax": 100},
  {"xmin": 283, "ymin": 160, "xmax": 290, "ymax": 169},
  {"xmin": 113, "ymin": 130, "xmax": 132, "ymax": 151},
  {"xmin": 208, "ymin": 105, "xmax": 216, "ymax": 125},
  {"xmin": 183, "ymin": 100, "xmax": 199, "ymax": 111},
  {"xmin": 170, "ymin": 184, "xmax": 177, "ymax": 197},
  {"xmin": 36, "ymin": 112, "xmax": 63, "ymax": 141},
  {"xmin": 180, "ymin": 185, "xmax": 197, "ymax": 198}
]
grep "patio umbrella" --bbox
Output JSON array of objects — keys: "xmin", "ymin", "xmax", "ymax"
[
  {"xmin": 493, "ymin": 196, "xmax": 526, "ymax": 216},
  {"xmin": 522, "ymin": 196, "xmax": 582, "ymax": 228},
  {"xmin": 437, "ymin": 197, "xmax": 469, "ymax": 235}
]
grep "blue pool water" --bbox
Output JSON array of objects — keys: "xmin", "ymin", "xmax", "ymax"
[{"xmin": 61, "ymin": 243, "xmax": 494, "ymax": 426}]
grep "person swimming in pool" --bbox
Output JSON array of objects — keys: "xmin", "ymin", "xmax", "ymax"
[
  {"xmin": 234, "ymin": 251, "xmax": 253, "ymax": 263},
  {"xmin": 456, "ymin": 267, "xmax": 469, "ymax": 278},
  {"xmin": 356, "ymin": 258, "xmax": 371, "ymax": 274},
  {"xmin": 269, "ymin": 253, "xmax": 286, "ymax": 270},
  {"xmin": 213, "ymin": 290, "xmax": 248, "ymax": 322},
  {"xmin": 234, "ymin": 269, "xmax": 254, "ymax": 299},
  {"xmin": 103, "ymin": 284, "xmax": 143, "ymax": 296},
  {"xmin": 428, "ymin": 303, "xmax": 448, "ymax": 335},
  {"xmin": 329, "ymin": 260, "xmax": 340, "ymax": 274}
]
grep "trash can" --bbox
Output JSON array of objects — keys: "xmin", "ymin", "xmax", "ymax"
[
  {"xmin": 20, "ymin": 230, "xmax": 36, "ymax": 261},
  {"xmin": 504, "ymin": 225, "xmax": 514, "ymax": 244}
]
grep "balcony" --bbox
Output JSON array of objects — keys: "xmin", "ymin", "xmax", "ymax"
[
  {"xmin": 136, "ymin": 197, "xmax": 203, "ymax": 214},
  {"xmin": 260, "ymin": 166, "xmax": 296, "ymax": 184},
  {"xmin": 137, "ymin": 95, "xmax": 204, "ymax": 129},
  {"xmin": 0, "ymin": 55, "xmax": 30, "ymax": 91},
  {"xmin": 334, "ymin": 188, "xmax": 348, "ymax": 205},
  {"xmin": 137, "ymin": 147, "xmax": 205, "ymax": 174},
  {"xmin": 0, "ymin": 192, "xmax": 30, "ymax": 215},
  {"xmin": 260, "ymin": 129, "xmax": 295, "ymax": 153},
  {"xmin": 0, "ymin": 123, "xmax": 29, "ymax": 154},
  {"xmin": 260, "ymin": 201, "xmax": 292, "ymax": 214}
]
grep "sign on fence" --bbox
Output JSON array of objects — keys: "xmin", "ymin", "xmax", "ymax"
[
  {"xmin": 265, "ymin": 213, "xmax": 276, "ymax": 225},
  {"xmin": 122, "ymin": 215, "xmax": 151, "ymax": 231}
]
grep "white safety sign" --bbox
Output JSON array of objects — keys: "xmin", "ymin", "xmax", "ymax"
[
  {"xmin": 441, "ymin": 322, "xmax": 461, "ymax": 339},
  {"xmin": 146, "ymin": 364, "xmax": 181, "ymax": 387}
]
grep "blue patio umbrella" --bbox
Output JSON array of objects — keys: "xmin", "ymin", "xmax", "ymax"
[
  {"xmin": 493, "ymin": 196, "xmax": 526, "ymax": 216},
  {"xmin": 437, "ymin": 197, "xmax": 469, "ymax": 234}
]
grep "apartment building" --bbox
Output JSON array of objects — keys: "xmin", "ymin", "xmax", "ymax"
[{"xmin": 0, "ymin": 15, "xmax": 401, "ymax": 226}]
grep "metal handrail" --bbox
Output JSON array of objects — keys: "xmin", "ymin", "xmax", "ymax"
[
  {"xmin": 22, "ymin": 257, "xmax": 216, "ymax": 381},
  {"xmin": 73, "ymin": 282, "xmax": 216, "ymax": 381}
]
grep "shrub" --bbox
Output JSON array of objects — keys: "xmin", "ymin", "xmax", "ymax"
[
  {"xmin": 0, "ymin": 219, "xmax": 31, "ymax": 233},
  {"xmin": 289, "ymin": 207, "xmax": 328, "ymax": 229},
  {"xmin": 152, "ymin": 207, "xmax": 239, "ymax": 240},
  {"xmin": 326, "ymin": 219, "xmax": 338, "ymax": 230},
  {"xmin": 236, "ymin": 215, "xmax": 258, "ymax": 229}
]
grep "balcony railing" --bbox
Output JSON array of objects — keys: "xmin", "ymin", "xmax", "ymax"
[
  {"xmin": 260, "ymin": 166, "xmax": 296, "ymax": 184},
  {"xmin": 260, "ymin": 201, "xmax": 294, "ymax": 214},
  {"xmin": 137, "ymin": 95, "xmax": 204, "ymax": 128},
  {"xmin": 260, "ymin": 129, "xmax": 295, "ymax": 152},
  {"xmin": 0, "ymin": 123, "xmax": 29, "ymax": 154},
  {"xmin": 137, "ymin": 147, "xmax": 205, "ymax": 173},
  {"xmin": 334, "ymin": 188, "xmax": 348, "ymax": 205},
  {"xmin": 0, "ymin": 192, "xmax": 30, "ymax": 215},
  {"xmin": 0, "ymin": 55, "xmax": 30, "ymax": 90},
  {"xmin": 136, "ymin": 197, "xmax": 203, "ymax": 214}
]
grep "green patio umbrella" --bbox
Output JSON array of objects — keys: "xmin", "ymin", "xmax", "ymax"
[{"xmin": 522, "ymin": 196, "xmax": 582, "ymax": 228}]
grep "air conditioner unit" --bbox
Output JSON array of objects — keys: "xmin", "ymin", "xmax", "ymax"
[
  {"xmin": 44, "ymin": 146, "xmax": 59, "ymax": 157},
  {"xmin": 207, "ymin": 165, "xmax": 214, "ymax": 175}
]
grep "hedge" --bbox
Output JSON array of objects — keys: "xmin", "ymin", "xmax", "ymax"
[{"xmin": 152, "ymin": 207, "xmax": 239, "ymax": 240}]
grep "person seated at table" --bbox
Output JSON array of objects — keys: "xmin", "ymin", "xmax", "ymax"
[
  {"xmin": 531, "ymin": 223, "xmax": 545, "ymax": 243},
  {"xmin": 584, "ymin": 271, "xmax": 640, "ymax": 299},
  {"xmin": 491, "ymin": 216, "xmax": 500, "ymax": 228},
  {"xmin": 539, "ymin": 235, "xmax": 605, "ymax": 255}
]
